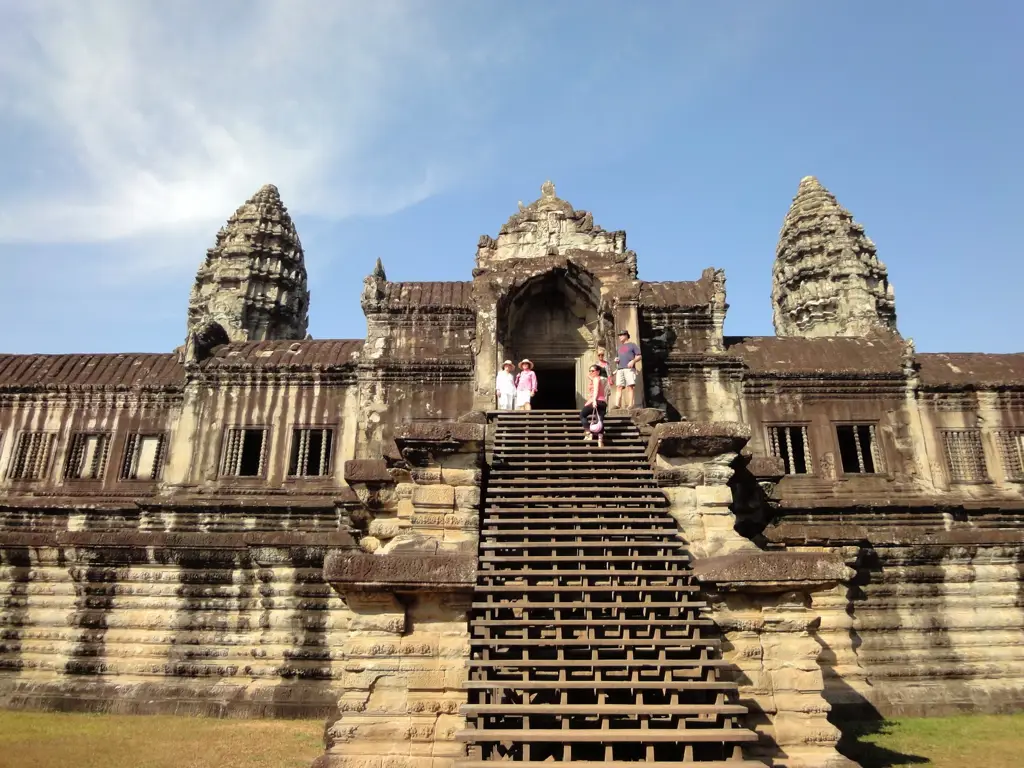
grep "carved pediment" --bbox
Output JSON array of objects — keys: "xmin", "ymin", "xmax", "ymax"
[{"xmin": 476, "ymin": 181, "xmax": 628, "ymax": 267}]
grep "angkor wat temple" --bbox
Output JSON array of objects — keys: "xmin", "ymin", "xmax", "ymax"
[{"xmin": 1, "ymin": 178, "xmax": 1023, "ymax": 768}]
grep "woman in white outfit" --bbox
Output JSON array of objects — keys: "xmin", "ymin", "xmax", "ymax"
[{"xmin": 495, "ymin": 360, "xmax": 516, "ymax": 410}]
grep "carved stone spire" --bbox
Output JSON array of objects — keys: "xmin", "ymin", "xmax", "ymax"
[
  {"xmin": 372, "ymin": 257, "xmax": 387, "ymax": 281},
  {"xmin": 186, "ymin": 184, "xmax": 310, "ymax": 351},
  {"xmin": 772, "ymin": 176, "xmax": 897, "ymax": 338}
]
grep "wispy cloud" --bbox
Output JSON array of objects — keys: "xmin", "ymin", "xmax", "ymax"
[{"xmin": 0, "ymin": 0, "xmax": 472, "ymax": 246}]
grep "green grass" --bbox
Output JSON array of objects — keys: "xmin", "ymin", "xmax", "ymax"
[
  {"xmin": 839, "ymin": 713, "xmax": 1024, "ymax": 767},
  {"xmin": 0, "ymin": 711, "xmax": 324, "ymax": 768},
  {"xmin": 1, "ymin": 710, "xmax": 1023, "ymax": 767}
]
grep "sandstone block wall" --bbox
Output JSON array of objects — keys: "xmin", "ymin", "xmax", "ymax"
[
  {"xmin": 808, "ymin": 536, "xmax": 1024, "ymax": 718},
  {"xmin": 314, "ymin": 433, "xmax": 481, "ymax": 768},
  {"xmin": 0, "ymin": 528, "xmax": 353, "ymax": 718}
]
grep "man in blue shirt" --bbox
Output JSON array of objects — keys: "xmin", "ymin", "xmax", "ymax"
[{"xmin": 614, "ymin": 329, "xmax": 642, "ymax": 409}]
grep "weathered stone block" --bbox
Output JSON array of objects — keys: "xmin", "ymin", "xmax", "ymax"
[{"xmin": 411, "ymin": 485, "xmax": 455, "ymax": 509}]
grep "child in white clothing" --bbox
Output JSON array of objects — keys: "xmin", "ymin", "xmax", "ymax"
[{"xmin": 495, "ymin": 360, "xmax": 516, "ymax": 410}]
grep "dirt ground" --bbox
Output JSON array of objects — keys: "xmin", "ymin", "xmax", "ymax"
[{"xmin": 2, "ymin": 710, "xmax": 1024, "ymax": 768}]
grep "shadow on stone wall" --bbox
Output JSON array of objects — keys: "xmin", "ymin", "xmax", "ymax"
[{"xmin": 0, "ymin": 547, "xmax": 30, "ymax": 677}]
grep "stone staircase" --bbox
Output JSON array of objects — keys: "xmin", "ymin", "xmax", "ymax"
[{"xmin": 457, "ymin": 411, "xmax": 760, "ymax": 766}]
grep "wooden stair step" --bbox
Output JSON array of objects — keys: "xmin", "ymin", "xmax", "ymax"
[
  {"xmin": 464, "ymin": 680, "xmax": 737, "ymax": 691},
  {"xmin": 479, "ymin": 541, "xmax": 682, "ymax": 550},
  {"xmin": 482, "ymin": 527, "xmax": 678, "ymax": 537},
  {"xmin": 455, "ymin": 727, "xmax": 757, "ymax": 743},
  {"xmin": 457, "ymin": 761, "xmax": 762, "ymax": 768},
  {"xmin": 480, "ymin": 555, "xmax": 690, "ymax": 564},
  {"xmin": 471, "ymin": 637, "xmax": 717, "ymax": 648},
  {"xmin": 469, "ymin": 660, "xmax": 727, "ymax": 671},
  {"xmin": 461, "ymin": 703, "xmax": 747, "ymax": 716},
  {"xmin": 478, "ymin": 585, "xmax": 699, "ymax": 594},
  {"xmin": 472, "ymin": 600, "xmax": 705, "ymax": 609},
  {"xmin": 471, "ymin": 621, "xmax": 712, "ymax": 631},
  {"xmin": 478, "ymin": 569, "xmax": 689, "ymax": 578},
  {"xmin": 489, "ymin": 481, "xmax": 660, "ymax": 489}
]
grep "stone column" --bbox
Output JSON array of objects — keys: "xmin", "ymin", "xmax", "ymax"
[
  {"xmin": 313, "ymin": 423, "xmax": 484, "ymax": 768},
  {"xmin": 648, "ymin": 422, "xmax": 857, "ymax": 768},
  {"xmin": 693, "ymin": 554, "xmax": 858, "ymax": 768}
]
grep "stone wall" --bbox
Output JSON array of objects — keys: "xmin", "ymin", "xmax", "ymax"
[
  {"xmin": 769, "ymin": 516, "xmax": 1024, "ymax": 719},
  {"xmin": 648, "ymin": 421, "xmax": 853, "ymax": 767},
  {"xmin": 0, "ymin": 527, "xmax": 353, "ymax": 718},
  {"xmin": 311, "ymin": 424, "xmax": 482, "ymax": 768}
]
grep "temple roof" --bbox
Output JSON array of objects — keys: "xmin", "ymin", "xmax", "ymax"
[
  {"xmin": 917, "ymin": 353, "xmax": 1024, "ymax": 388},
  {"xmin": 0, "ymin": 353, "xmax": 185, "ymax": 390},
  {"xmin": 378, "ymin": 281, "xmax": 475, "ymax": 311},
  {"xmin": 639, "ymin": 280, "xmax": 716, "ymax": 309},
  {"xmin": 204, "ymin": 339, "xmax": 363, "ymax": 368},
  {"xmin": 725, "ymin": 335, "xmax": 905, "ymax": 376}
]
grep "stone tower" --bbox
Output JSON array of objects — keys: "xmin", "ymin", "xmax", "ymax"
[
  {"xmin": 772, "ymin": 176, "xmax": 897, "ymax": 338},
  {"xmin": 186, "ymin": 184, "xmax": 309, "ymax": 351}
]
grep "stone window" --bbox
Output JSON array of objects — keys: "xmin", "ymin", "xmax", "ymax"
[
  {"xmin": 121, "ymin": 434, "xmax": 167, "ymax": 481},
  {"xmin": 941, "ymin": 429, "xmax": 988, "ymax": 483},
  {"xmin": 997, "ymin": 430, "xmax": 1024, "ymax": 481},
  {"xmin": 8, "ymin": 432, "xmax": 55, "ymax": 481},
  {"xmin": 835, "ymin": 424, "xmax": 883, "ymax": 474},
  {"xmin": 221, "ymin": 428, "xmax": 268, "ymax": 477},
  {"xmin": 65, "ymin": 433, "xmax": 111, "ymax": 480},
  {"xmin": 767, "ymin": 425, "xmax": 811, "ymax": 475},
  {"xmin": 288, "ymin": 428, "xmax": 334, "ymax": 477}
]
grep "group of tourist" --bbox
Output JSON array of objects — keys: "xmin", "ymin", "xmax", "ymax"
[{"xmin": 495, "ymin": 330, "xmax": 642, "ymax": 446}]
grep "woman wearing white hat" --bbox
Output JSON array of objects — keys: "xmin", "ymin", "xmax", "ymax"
[
  {"xmin": 495, "ymin": 360, "xmax": 516, "ymax": 410},
  {"xmin": 514, "ymin": 359, "xmax": 537, "ymax": 410}
]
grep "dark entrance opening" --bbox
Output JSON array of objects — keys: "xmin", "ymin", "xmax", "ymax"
[{"xmin": 532, "ymin": 367, "xmax": 577, "ymax": 410}]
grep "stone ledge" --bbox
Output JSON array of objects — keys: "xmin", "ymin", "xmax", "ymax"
[
  {"xmin": 0, "ymin": 530, "xmax": 356, "ymax": 549},
  {"xmin": 344, "ymin": 459, "xmax": 393, "ymax": 484},
  {"xmin": 394, "ymin": 422, "xmax": 485, "ymax": 443},
  {"xmin": 692, "ymin": 551, "xmax": 854, "ymax": 592},
  {"xmin": 768, "ymin": 521, "xmax": 1024, "ymax": 548},
  {"xmin": 648, "ymin": 421, "xmax": 751, "ymax": 459},
  {"xmin": 324, "ymin": 550, "xmax": 476, "ymax": 592},
  {"xmin": 745, "ymin": 454, "xmax": 786, "ymax": 480}
]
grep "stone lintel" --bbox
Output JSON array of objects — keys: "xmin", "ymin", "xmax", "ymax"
[
  {"xmin": 692, "ymin": 551, "xmax": 854, "ymax": 593},
  {"xmin": 648, "ymin": 421, "xmax": 751, "ymax": 461},
  {"xmin": 324, "ymin": 549, "xmax": 476, "ymax": 592},
  {"xmin": 394, "ymin": 422, "xmax": 486, "ymax": 468}
]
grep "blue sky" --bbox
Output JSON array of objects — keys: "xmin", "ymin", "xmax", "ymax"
[{"xmin": 0, "ymin": 0, "xmax": 1021, "ymax": 355}]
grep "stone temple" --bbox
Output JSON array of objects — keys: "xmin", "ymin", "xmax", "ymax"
[{"xmin": 1, "ymin": 178, "xmax": 1023, "ymax": 768}]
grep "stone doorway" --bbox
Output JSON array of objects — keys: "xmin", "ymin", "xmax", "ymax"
[
  {"xmin": 532, "ymin": 365, "xmax": 577, "ymax": 410},
  {"xmin": 499, "ymin": 270, "xmax": 610, "ymax": 409}
]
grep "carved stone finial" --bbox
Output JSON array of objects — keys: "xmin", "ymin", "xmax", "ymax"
[
  {"xmin": 772, "ymin": 176, "xmax": 898, "ymax": 338},
  {"xmin": 186, "ymin": 183, "xmax": 309, "ymax": 347},
  {"xmin": 372, "ymin": 257, "xmax": 387, "ymax": 281},
  {"xmin": 541, "ymin": 180, "xmax": 556, "ymax": 199}
]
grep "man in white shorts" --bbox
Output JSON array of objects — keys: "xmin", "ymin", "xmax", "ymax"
[{"xmin": 613, "ymin": 329, "xmax": 642, "ymax": 409}]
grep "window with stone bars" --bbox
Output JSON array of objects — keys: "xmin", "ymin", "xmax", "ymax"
[
  {"xmin": 8, "ymin": 432, "xmax": 55, "ymax": 481},
  {"xmin": 288, "ymin": 428, "xmax": 334, "ymax": 477},
  {"xmin": 221, "ymin": 428, "xmax": 268, "ymax": 477},
  {"xmin": 835, "ymin": 424, "xmax": 884, "ymax": 474},
  {"xmin": 941, "ymin": 429, "xmax": 988, "ymax": 483},
  {"xmin": 767, "ymin": 425, "xmax": 811, "ymax": 475},
  {"xmin": 120, "ymin": 433, "xmax": 167, "ymax": 481},
  {"xmin": 65, "ymin": 433, "xmax": 111, "ymax": 480},
  {"xmin": 997, "ymin": 430, "xmax": 1024, "ymax": 481}
]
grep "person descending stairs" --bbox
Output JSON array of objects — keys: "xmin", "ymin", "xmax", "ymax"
[{"xmin": 456, "ymin": 410, "xmax": 762, "ymax": 766}]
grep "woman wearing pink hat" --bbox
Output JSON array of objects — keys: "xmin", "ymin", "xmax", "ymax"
[{"xmin": 514, "ymin": 359, "xmax": 538, "ymax": 410}]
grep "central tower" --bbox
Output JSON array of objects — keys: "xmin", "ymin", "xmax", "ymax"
[{"xmin": 472, "ymin": 182, "xmax": 642, "ymax": 409}]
